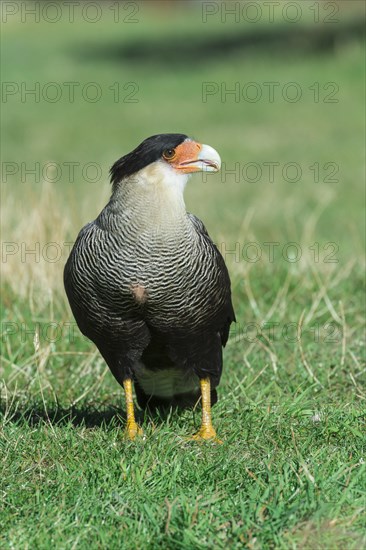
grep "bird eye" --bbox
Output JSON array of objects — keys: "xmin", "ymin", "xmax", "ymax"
[{"xmin": 162, "ymin": 148, "xmax": 176, "ymax": 160}]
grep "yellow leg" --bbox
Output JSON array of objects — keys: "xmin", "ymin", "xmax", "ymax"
[
  {"xmin": 123, "ymin": 379, "xmax": 143, "ymax": 440},
  {"xmin": 192, "ymin": 378, "xmax": 222, "ymax": 443}
]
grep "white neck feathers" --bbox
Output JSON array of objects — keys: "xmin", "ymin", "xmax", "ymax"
[{"xmin": 109, "ymin": 161, "xmax": 190, "ymax": 230}]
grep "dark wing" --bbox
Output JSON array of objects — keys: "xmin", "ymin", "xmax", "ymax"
[
  {"xmin": 187, "ymin": 213, "xmax": 236, "ymax": 347},
  {"xmin": 64, "ymin": 221, "xmax": 151, "ymax": 384}
]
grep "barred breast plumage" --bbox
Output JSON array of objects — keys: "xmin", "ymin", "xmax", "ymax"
[{"xmin": 64, "ymin": 134, "xmax": 235, "ymax": 441}]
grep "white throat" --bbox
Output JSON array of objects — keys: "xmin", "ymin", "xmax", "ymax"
[
  {"xmin": 111, "ymin": 160, "xmax": 190, "ymax": 230},
  {"xmin": 138, "ymin": 160, "xmax": 189, "ymax": 203}
]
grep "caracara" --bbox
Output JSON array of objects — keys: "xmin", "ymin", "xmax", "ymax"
[{"xmin": 64, "ymin": 134, "xmax": 235, "ymax": 441}]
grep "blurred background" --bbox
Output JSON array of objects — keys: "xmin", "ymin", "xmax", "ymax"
[
  {"xmin": 1, "ymin": 0, "xmax": 365, "ymax": 385},
  {"xmin": 2, "ymin": 0, "xmax": 365, "ymax": 293}
]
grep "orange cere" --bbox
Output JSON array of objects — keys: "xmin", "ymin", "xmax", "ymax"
[{"xmin": 171, "ymin": 140, "xmax": 202, "ymax": 173}]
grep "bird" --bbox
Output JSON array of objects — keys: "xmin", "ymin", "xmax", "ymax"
[{"xmin": 64, "ymin": 133, "xmax": 235, "ymax": 442}]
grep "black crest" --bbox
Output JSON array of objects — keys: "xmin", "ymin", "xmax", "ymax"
[{"xmin": 110, "ymin": 133, "xmax": 188, "ymax": 186}]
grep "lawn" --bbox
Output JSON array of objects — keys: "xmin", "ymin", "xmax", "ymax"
[{"xmin": 1, "ymin": 2, "xmax": 365, "ymax": 549}]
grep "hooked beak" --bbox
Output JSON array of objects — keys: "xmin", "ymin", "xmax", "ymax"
[
  {"xmin": 172, "ymin": 141, "xmax": 221, "ymax": 174},
  {"xmin": 180, "ymin": 143, "xmax": 221, "ymax": 173}
]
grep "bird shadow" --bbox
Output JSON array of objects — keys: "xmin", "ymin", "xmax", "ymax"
[
  {"xmin": 1, "ymin": 402, "xmax": 123, "ymax": 428},
  {"xmin": 0, "ymin": 400, "xmax": 184, "ymax": 429}
]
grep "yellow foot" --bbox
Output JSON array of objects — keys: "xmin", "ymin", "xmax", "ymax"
[
  {"xmin": 190, "ymin": 426, "xmax": 223, "ymax": 444},
  {"xmin": 124, "ymin": 421, "xmax": 143, "ymax": 441}
]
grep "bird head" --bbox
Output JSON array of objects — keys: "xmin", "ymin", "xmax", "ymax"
[{"xmin": 110, "ymin": 134, "xmax": 221, "ymax": 190}]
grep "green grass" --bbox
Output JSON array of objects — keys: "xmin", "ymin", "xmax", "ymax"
[{"xmin": 1, "ymin": 3, "xmax": 365, "ymax": 549}]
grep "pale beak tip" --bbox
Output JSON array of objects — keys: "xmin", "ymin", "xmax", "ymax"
[{"xmin": 199, "ymin": 144, "xmax": 221, "ymax": 173}]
